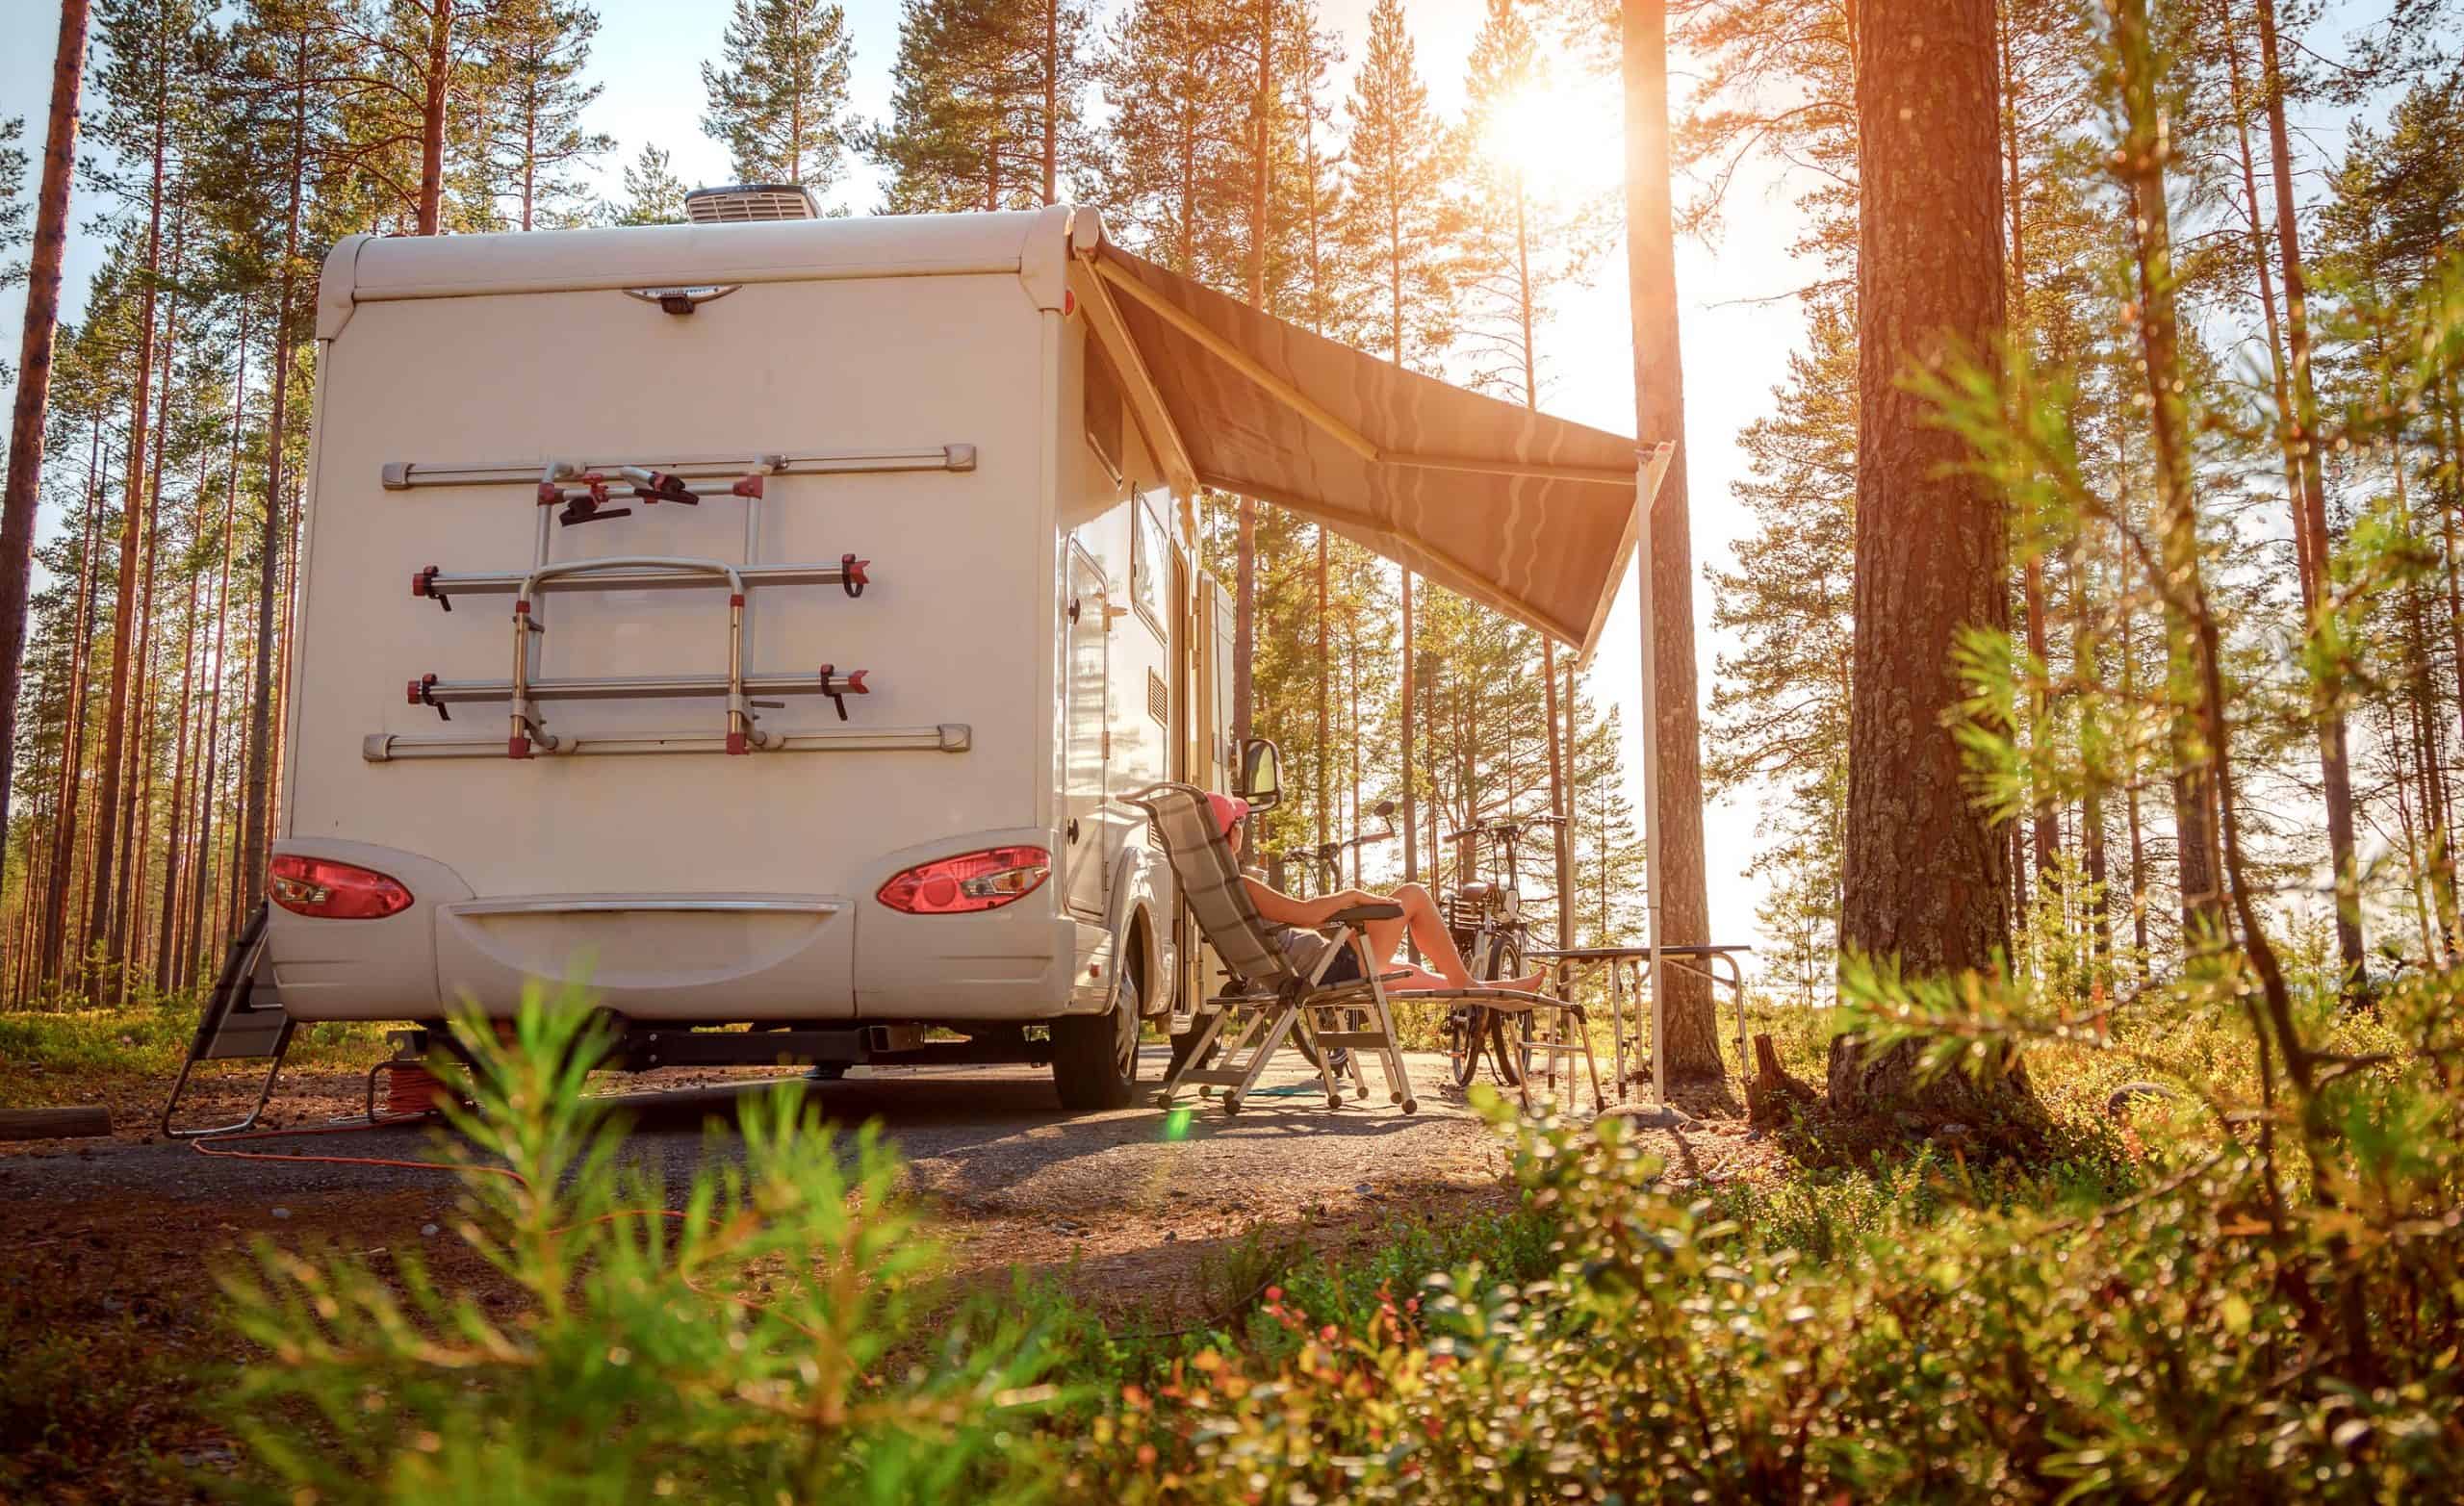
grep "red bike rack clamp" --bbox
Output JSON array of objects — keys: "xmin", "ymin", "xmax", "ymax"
[
  {"xmin": 817, "ymin": 664, "xmax": 870, "ymax": 722},
  {"xmin": 412, "ymin": 564, "xmax": 450, "ymax": 611},
  {"xmin": 840, "ymin": 553, "xmax": 868, "ymax": 599},
  {"xmin": 406, "ymin": 673, "xmax": 450, "ymax": 722}
]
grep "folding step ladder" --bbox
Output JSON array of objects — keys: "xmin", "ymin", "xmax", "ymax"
[
  {"xmin": 380, "ymin": 447, "xmax": 949, "ymax": 760},
  {"xmin": 162, "ymin": 905, "xmax": 294, "ymax": 1138}
]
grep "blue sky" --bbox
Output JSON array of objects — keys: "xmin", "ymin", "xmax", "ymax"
[{"xmin": 0, "ymin": 0, "xmax": 1839, "ymax": 959}]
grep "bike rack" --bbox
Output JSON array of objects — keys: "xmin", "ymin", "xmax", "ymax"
[{"xmin": 379, "ymin": 444, "xmax": 934, "ymax": 760}]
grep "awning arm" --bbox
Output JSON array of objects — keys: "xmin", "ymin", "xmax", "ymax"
[
  {"xmin": 1068, "ymin": 258, "xmax": 1199, "ymax": 501},
  {"xmin": 1089, "ymin": 255, "xmax": 1637, "ymax": 490}
]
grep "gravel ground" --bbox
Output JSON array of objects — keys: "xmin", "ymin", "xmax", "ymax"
[{"xmin": 5, "ymin": 1046, "xmax": 1656, "ymax": 1308}]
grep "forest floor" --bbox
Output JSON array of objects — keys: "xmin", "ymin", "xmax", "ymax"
[{"xmin": 3, "ymin": 1043, "xmax": 1774, "ymax": 1501}]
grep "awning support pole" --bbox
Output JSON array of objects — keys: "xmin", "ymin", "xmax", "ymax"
[{"xmin": 1635, "ymin": 449, "xmax": 1667, "ymax": 1113}]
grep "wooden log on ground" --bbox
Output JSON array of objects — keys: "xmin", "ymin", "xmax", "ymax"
[{"xmin": 0, "ymin": 1105, "xmax": 113, "ymax": 1140}]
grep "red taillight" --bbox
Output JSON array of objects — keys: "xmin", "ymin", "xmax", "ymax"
[
  {"xmin": 876, "ymin": 846, "xmax": 1051, "ymax": 915},
  {"xmin": 269, "ymin": 854, "xmax": 415, "ymax": 919}
]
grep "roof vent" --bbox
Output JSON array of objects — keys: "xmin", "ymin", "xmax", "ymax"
[{"xmin": 683, "ymin": 184, "xmax": 820, "ymax": 224}]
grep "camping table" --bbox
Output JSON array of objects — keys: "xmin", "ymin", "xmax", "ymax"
[{"xmin": 1526, "ymin": 945, "xmax": 1754, "ymax": 1102}]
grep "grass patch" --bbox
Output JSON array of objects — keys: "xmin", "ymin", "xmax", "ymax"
[{"xmin": 0, "ymin": 997, "xmax": 387, "ymax": 1110}]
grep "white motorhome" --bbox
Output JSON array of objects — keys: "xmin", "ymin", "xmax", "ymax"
[{"xmin": 170, "ymin": 190, "xmax": 1659, "ymax": 1125}]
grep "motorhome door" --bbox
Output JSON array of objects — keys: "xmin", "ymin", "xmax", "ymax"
[{"xmin": 1063, "ymin": 543, "xmax": 1111, "ymax": 917}]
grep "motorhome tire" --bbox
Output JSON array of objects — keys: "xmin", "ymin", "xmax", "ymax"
[{"xmin": 1053, "ymin": 973, "xmax": 1142, "ymax": 1110}]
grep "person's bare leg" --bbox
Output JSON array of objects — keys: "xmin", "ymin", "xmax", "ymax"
[{"xmin": 1393, "ymin": 884, "xmax": 1549, "ymax": 991}]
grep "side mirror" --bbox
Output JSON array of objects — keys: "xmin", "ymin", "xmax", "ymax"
[
  {"xmin": 1373, "ymin": 799, "xmax": 1398, "ymax": 820},
  {"xmin": 1240, "ymin": 737, "xmax": 1283, "ymax": 812}
]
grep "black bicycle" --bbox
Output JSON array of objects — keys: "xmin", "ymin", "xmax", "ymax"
[{"xmin": 1441, "ymin": 812, "xmax": 1565, "ymax": 1088}]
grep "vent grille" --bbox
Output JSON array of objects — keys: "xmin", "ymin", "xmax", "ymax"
[
  {"xmin": 1148, "ymin": 670, "xmax": 1170, "ymax": 726},
  {"xmin": 683, "ymin": 184, "xmax": 819, "ymax": 223}
]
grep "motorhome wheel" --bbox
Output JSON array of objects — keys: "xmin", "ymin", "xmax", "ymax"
[{"xmin": 1052, "ymin": 971, "xmax": 1141, "ymax": 1110}]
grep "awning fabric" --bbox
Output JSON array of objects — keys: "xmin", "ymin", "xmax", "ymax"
[{"xmin": 1081, "ymin": 236, "xmax": 1670, "ymax": 657}]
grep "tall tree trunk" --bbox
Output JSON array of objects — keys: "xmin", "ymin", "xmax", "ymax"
[
  {"xmin": 84, "ymin": 74, "xmax": 172, "ymax": 984},
  {"xmin": 2119, "ymin": 550, "xmax": 2150, "ymax": 975},
  {"xmin": 2001, "ymin": 0, "xmax": 2059, "ymax": 888},
  {"xmin": 116, "ymin": 210, "xmax": 188, "ymax": 986},
  {"xmin": 188, "ymin": 307, "xmax": 247, "ymax": 971},
  {"xmin": 2220, "ymin": 12, "xmax": 2314, "ymax": 602},
  {"xmin": 243, "ymin": 59, "xmax": 310, "ymax": 918},
  {"xmin": 1040, "ymin": 0, "xmax": 1060, "ymax": 204},
  {"xmin": 38, "ymin": 418, "xmax": 106, "ymax": 984},
  {"xmin": 1623, "ymin": 0, "xmax": 1721, "ymax": 1078},
  {"xmin": 156, "ymin": 444, "xmax": 214, "ymax": 985},
  {"xmin": 0, "ymin": 0, "xmax": 91, "ymax": 861},
  {"xmin": 1315, "ymin": 527, "xmax": 1329, "ymax": 848},
  {"xmin": 1231, "ymin": 0, "xmax": 1274, "ymax": 757},
  {"xmin": 418, "ymin": 0, "xmax": 452, "ymax": 235},
  {"xmin": 2072, "ymin": 546, "xmax": 2111, "ymax": 977},
  {"xmin": 2252, "ymin": 0, "xmax": 2365, "ymax": 989},
  {"xmin": 1828, "ymin": 0, "xmax": 2024, "ymax": 1116}
]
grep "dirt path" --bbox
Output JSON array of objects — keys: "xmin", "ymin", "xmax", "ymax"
[{"xmin": 5, "ymin": 1047, "xmax": 1618, "ymax": 1305}]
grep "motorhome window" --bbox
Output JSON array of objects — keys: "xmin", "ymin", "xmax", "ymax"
[
  {"xmin": 1086, "ymin": 345, "xmax": 1125, "ymax": 482},
  {"xmin": 1131, "ymin": 497, "xmax": 1168, "ymax": 637}
]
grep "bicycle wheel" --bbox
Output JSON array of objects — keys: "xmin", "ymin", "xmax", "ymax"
[
  {"xmin": 1481, "ymin": 935, "xmax": 1526, "ymax": 1087},
  {"xmin": 1447, "ymin": 1005, "xmax": 1483, "ymax": 1087}
]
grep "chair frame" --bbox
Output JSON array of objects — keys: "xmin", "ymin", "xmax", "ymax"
[{"xmin": 1133, "ymin": 782, "xmax": 1607, "ymax": 1117}]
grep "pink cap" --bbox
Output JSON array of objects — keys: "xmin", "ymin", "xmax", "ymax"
[{"xmin": 1207, "ymin": 792, "xmax": 1248, "ymax": 837}]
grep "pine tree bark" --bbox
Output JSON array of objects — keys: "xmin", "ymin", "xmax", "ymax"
[
  {"xmin": 84, "ymin": 68, "xmax": 173, "ymax": 983},
  {"xmin": 2252, "ymin": 0, "xmax": 2365, "ymax": 989},
  {"xmin": 2001, "ymin": 4, "xmax": 2059, "ymax": 890},
  {"xmin": 38, "ymin": 419, "xmax": 106, "ymax": 985},
  {"xmin": 1040, "ymin": 0, "xmax": 1060, "ymax": 204},
  {"xmin": 1623, "ymin": 0, "xmax": 1722, "ymax": 1079},
  {"xmin": 242, "ymin": 56, "xmax": 310, "ymax": 918},
  {"xmin": 156, "ymin": 441, "xmax": 215, "ymax": 986},
  {"xmin": 1315, "ymin": 527, "xmax": 1330, "ymax": 848},
  {"xmin": 116, "ymin": 213, "xmax": 187, "ymax": 984},
  {"xmin": 187, "ymin": 307, "xmax": 246, "ymax": 973},
  {"xmin": 1828, "ymin": 0, "xmax": 2027, "ymax": 1117},
  {"xmin": 417, "ymin": 0, "xmax": 453, "ymax": 235},
  {"xmin": 1, "ymin": 0, "xmax": 92, "ymax": 907}
]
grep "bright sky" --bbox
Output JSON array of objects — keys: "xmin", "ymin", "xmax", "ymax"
[{"xmin": 0, "ymin": 0, "xmax": 1812, "ymax": 962}]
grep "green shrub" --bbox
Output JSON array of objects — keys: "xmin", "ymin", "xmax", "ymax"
[
  {"xmin": 1085, "ymin": 1086, "xmax": 2464, "ymax": 1502},
  {"xmin": 218, "ymin": 988, "xmax": 1061, "ymax": 1504}
]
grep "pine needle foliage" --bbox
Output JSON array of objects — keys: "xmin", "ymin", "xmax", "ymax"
[{"xmin": 218, "ymin": 986, "xmax": 1061, "ymax": 1504}]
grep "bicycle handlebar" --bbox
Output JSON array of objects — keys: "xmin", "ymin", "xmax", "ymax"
[{"xmin": 1446, "ymin": 813, "xmax": 1568, "ymax": 844}]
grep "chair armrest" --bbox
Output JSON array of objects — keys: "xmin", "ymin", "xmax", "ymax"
[{"xmin": 1322, "ymin": 902, "xmax": 1403, "ymax": 926}]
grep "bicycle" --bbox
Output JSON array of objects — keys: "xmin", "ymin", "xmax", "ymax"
[
  {"xmin": 1262, "ymin": 799, "xmax": 1398, "ymax": 898},
  {"xmin": 1440, "ymin": 812, "xmax": 1566, "ymax": 1088}
]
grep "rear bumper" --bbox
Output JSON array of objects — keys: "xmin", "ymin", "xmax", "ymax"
[{"xmin": 266, "ymin": 835, "xmax": 1081, "ymax": 1024}]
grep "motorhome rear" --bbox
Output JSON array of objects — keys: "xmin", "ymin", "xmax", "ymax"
[{"xmin": 270, "ymin": 200, "xmax": 1235, "ymax": 1108}]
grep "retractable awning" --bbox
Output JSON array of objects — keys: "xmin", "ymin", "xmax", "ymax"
[{"xmin": 1068, "ymin": 217, "xmax": 1673, "ymax": 659}]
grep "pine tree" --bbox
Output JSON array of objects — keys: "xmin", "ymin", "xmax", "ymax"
[
  {"xmin": 1829, "ymin": 0, "xmax": 2023, "ymax": 1117},
  {"xmin": 1705, "ymin": 302, "xmax": 1857, "ymax": 967},
  {"xmin": 1337, "ymin": 0, "xmax": 1453, "ymax": 903},
  {"xmin": 0, "ymin": 117, "xmax": 29, "ymax": 308},
  {"xmin": 610, "ymin": 142, "xmax": 689, "ymax": 224},
  {"xmin": 868, "ymin": 0, "xmax": 1094, "ymax": 212},
  {"xmin": 476, "ymin": 0, "xmax": 610, "ymax": 231},
  {"xmin": 700, "ymin": 0, "xmax": 856, "ymax": 190},
  {"xmin": 1096, "ymin": 0, "xmax": 1248, "ymax": 280},
  {"xmin": 0, "ymin": 2, "xmax": 90, "ymax": 893}
]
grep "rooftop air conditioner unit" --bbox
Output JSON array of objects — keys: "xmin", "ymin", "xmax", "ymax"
[{"xmin": 682, "ymin": 184, "xmax": 820, "ymax": 224}]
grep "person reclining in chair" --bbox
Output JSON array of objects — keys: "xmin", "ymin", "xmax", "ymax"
[{"xmin": 1208, "ymin": 793, "xmax": 1548, "ymax": 994}]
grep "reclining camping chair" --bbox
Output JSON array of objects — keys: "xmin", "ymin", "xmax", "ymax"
[{"xmin": 1128, "ymin": 782, "xmax": 1419, "ymax": 1116}]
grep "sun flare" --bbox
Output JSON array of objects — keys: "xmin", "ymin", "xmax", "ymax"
[{"xmin": 1482, "ymin": 82, "xmax": 1619, "ymax": 199}]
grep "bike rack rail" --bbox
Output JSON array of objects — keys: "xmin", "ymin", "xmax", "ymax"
[{"xmin": 374, "ymin": 442, "xmax": 951, "ymax": 760}]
